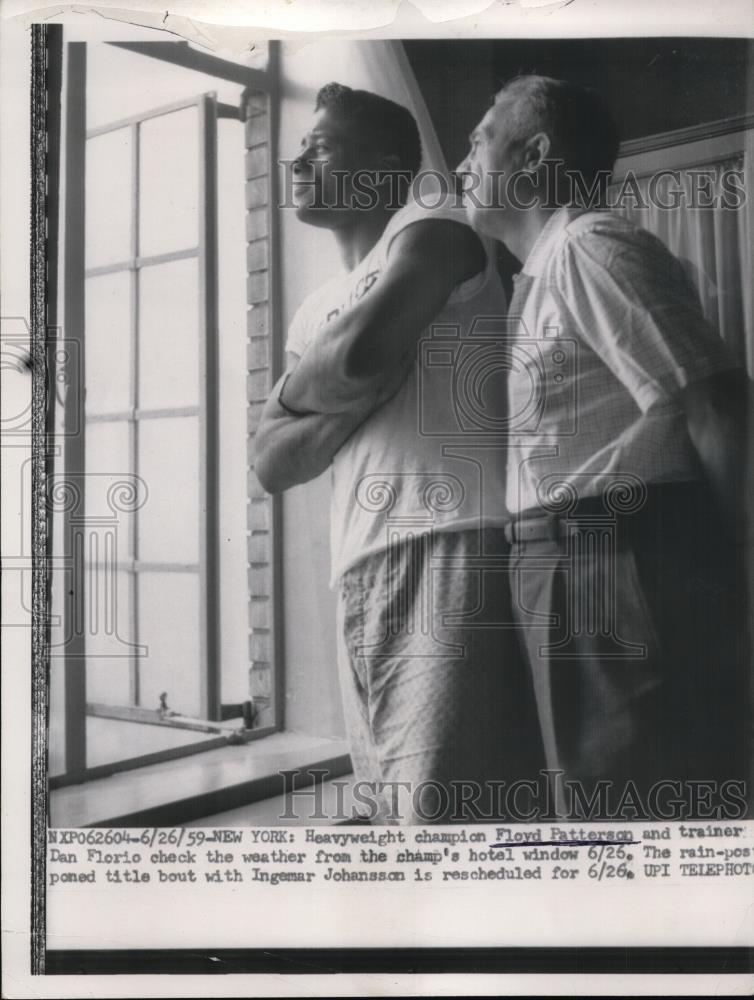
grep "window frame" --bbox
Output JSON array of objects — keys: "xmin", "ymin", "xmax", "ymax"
[{"xmin": 51, "ymin": 38, "xmax": 284, "ymax": 788}]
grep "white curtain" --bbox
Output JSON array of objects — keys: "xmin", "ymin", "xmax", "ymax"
[{"xmin": 612, "ymin": 153, "xmax": 753, "ymax": 376}]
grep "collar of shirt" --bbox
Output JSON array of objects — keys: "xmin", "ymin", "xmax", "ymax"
[{"xmin": 519, "ymin": 206, "xmax": 591, "ymax": 280}]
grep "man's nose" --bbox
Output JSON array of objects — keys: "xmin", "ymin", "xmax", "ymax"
[
  {"xmin": 456, "ymin": 152, "xmax": 478, "ymax": 184},
  {"xmin": 454, "ymin": 160, "xmax": 478, "ymax": 192},
  {"xmin": 293, "ymin": 144, "xmax": 318, "ymax": 172},
  {"xmin": 292, "ymin": 151, "xmax": 309, "ymax": 173}
]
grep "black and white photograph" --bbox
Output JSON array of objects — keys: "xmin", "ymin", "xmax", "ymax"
[{"xmin": 1, "ymin": 0, "xmax": 753, "ymax": 994}]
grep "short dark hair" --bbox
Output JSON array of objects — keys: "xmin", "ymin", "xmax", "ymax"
[
  {"xmin": 315, "ymin": 82, "xmax": 423, "ymax": 177},
  {"xmin": 495, "ymin": 75, "xmax": 620, "ymax": 182}
]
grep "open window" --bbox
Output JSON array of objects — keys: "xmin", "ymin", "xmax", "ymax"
[{"xmin": 49, "ymin": 39, "xmax": 282, "ymax": 787}]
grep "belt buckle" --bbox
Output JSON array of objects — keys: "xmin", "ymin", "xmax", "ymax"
[
  {"xmin": 545, "ymin": 514, "xmax": 561, "ymax": 542},
  {"xmin": 505, "ymin": 519, "xmax": 525, "ymax": 544},
  {"xmin": 507, "ymin": 513, "xmax": 561, "ymax": 544}
]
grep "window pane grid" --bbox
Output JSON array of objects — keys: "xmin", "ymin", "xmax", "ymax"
[
  {"xmin": 58, "ymin": 43, "xmax": 277, "ymax": 785},
  {"xmin": 87, "ymin": 563, "xmax": 200, "ymax": 572},
  {"xmin": 84, "ymin": 96, "xmax": 212, "ymax": 724},
  {"xmin": 86, "ymin": 407, "xmax": 200, "ymax": 422},
  {"xmin": 85, "ymin": 246, "xmax": 200, "ymax": 281}
]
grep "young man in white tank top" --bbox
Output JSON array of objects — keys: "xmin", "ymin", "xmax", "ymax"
[{"xmin": 255, "ymin": 83, "xmax": 544, "ymax": 824}]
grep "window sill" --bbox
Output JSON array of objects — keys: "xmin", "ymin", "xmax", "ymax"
[
  {"xmin": 50, "ymin": 731, "xmax": 351, "ymax": 828},
  {"xmin": 184, "ymin": 774, "xmax": 366, "ymax": 827}
]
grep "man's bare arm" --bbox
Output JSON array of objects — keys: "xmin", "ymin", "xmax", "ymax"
[
  {"xmin": 682, "ymin": 368, "xmax": 749, "ymax": 538},
  {"xmin": 280, "ymin": 219, "xmax": 485, "ymax": 415},
  {"xmin": 254, "ymin": 353, "xmax": 408, "ymax": 494}
]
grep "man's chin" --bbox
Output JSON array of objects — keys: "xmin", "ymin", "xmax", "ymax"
[
  {"xmin": 292, "ymin": 187, "xmax": 324, "ymax": 217},
  {"xmin": 294, "ymin": 203, "xmax": 343, "ymax": 228}
]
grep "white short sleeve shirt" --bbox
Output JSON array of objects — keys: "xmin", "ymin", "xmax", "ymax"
[
  {"xmin": 285, "ymin": 193, "xmax": 510, "ymax": 584},
  {"xmin": 505, "ymin": 208, "xmax": 737, "ymax": 514}
]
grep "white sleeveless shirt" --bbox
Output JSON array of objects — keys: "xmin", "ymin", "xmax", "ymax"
[{"xmin": 286, "ymin": 194, "xmax": 510, "ymax": 584}]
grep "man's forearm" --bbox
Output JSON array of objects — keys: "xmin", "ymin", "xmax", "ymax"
[
  {"xmin": 254, "ymin": 400, "xmax": 367, "ymax": 493},
  {"xmin": 280, "ymin": 324, "xmax": 393, "ymax": 415},
  {"xmin": 684, "ymin": 372, "xmax": 747, "ymax": 538},
  {"xmin": 256, "ymin": 355, "xmax": 415, "ymax": 493},
  {"xmin": 281, "ymin": 337, "xmax": 415, "ymax": 416},
  {"xmin": 689, "ymin": 421, "xmax": 743, "ymax": 535}
]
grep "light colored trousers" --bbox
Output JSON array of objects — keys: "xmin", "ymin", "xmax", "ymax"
[{"xmin": 336, "ymin": 527, "xmax": 544, "ymax": 824}]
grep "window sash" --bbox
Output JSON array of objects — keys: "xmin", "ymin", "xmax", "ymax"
[{"xmin": 56, "ymin": 43, "xmax": 258, "ymax": 783}]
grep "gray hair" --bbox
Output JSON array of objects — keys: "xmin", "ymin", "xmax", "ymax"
[{"xmin": 494, "ymin": 75, "xmax": 620, "ymax": 182}]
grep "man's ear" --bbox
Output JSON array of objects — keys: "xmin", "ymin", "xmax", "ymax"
[{"xmin": 522, "ymin": 132, "xmax": 551, "ymax": 171}]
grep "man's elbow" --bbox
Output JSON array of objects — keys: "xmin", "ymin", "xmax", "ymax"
[
  {"xmin": 255, "ymin": 461, "xmax": 283, "ymax": 495},
  {"xmin": 253, "ymin": 432, "xmax": 284, "ymax": 495},
  {"xmin": 254, "ymin": 458, "xmax": 279, "ymax": 495}
]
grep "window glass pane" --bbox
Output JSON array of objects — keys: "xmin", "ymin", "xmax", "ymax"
[
  {"xmin": 137, "ymin": 415, "xmax": 199, "ymax": 564},
  {"xmin": 138, "ymin": 258, "xmax": 199, "ymax": 409},
  {"xmin": 85, "ymin": 419, "xmax": 130, "ymax": 473},
  {"xmin": 139, "ymin": 107, "xmax": 199, "ymax": 257},
  {"xmin": 86, "ymin": 43, "xmax": 244, "ymax": 132},
  {"xmin": 85, "ymin": 570, "xmax": 134, "ymax": 706},
  {"xmin": 84, "ymin": 422, "xmax": 136, "ymax": 562},
  {"xmin": 137, "ymin": 571, "xmax": 201, "ymax": 718},
  {"xmin": 86, "ymin": 128, "xmax": 131, "ymax": 267},
  {"xmin": 85, "ymin": 272, "xmax": 131, "ymax": 414}
]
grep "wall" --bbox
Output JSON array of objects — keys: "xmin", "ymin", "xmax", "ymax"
[{"xmin": 406, "ymin": 38, "xmax": 754, "ymax": 173}]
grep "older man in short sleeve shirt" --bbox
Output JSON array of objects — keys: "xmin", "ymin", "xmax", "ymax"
[{"xmin": 457, "ymin": 75, "xmax": 751, "ymax": 817}]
